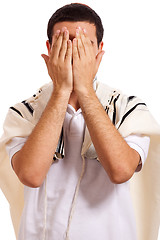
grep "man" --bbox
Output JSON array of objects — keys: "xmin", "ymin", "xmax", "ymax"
[{"xmin": 0, "ymin": 3, "xmax": 160, "ymax": 240}]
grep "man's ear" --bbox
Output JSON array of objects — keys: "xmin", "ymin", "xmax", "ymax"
[
  {"xmin": 46, "ymin": 40, "xmax": 51, "ymax": 56},
  {"xmin": 99, "ymin": 41, "xmax": 104, "ymax": 51},
  {"xmin": 96, "ymin": 41, "xmax": 104, "ymax": 56}
]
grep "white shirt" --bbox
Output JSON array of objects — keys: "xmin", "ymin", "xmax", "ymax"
[{"xmin": 6, "ymin": 104, "xmax": 150, "ymax": 240}]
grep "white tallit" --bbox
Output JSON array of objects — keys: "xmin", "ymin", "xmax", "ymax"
[{"xmin": 0, "ymin": 81, "xmax": 160, "ymax": 240}]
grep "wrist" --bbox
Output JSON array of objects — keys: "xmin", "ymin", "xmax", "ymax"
[
  {"xmin": 53, "ymin": 85, "xmax": 72, "ymax": 95},
  {"xmin": 75, "ymin": 86, "xmax": 95, "ymax": 98},
  {"xmin": 51, "ymin": 87, "xmax": 71, "ymax": 101}
]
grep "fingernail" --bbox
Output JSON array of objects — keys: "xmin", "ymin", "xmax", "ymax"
[
  {"xmin": 64, "ymin": 30, "xmax": 68, "ymax": 36},
  {"xmin": 62, "ymin": 27, "xmax": 67, "ymax": 32},
  {"xmin": 73, "ymin": 38, "xmax": 77, "ymax": 44},
  {"xmin": 68, "ymin": 40, "xmax": 72, "ymax": 46}
]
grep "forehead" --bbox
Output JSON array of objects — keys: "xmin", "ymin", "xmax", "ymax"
[{"xmin": 53, "ymin": 21, "xmax": 97, "ymax": 40}]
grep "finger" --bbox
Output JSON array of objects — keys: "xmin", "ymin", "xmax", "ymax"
[
  {"xmin": 51, "ymin": 31, "xmax": 59, "ymax": 49},
  {"xmin": 95, "ymin": 51, "xmax": 105, "ymax": 71},
  {"xmin": 41, "ymin": 54, "xmax": 49, "ymax": 66},
  {"xmin": 72, "ymin": 38, "xmax": 79, "ymax": 61},
  {"xmin": 50, "ymin": 30, "xmax": 60, "ymax": 50},
  {"xmin": 76, "ymin": 28, "xmax": 85, "ymax": 58},
  {"xmin": 81, "ymin": 28, "xmax": 93, "ymax": 56},
  {"xmin": 59, "ymin": 29, "xmax": 69, "ymax": 60},
  {"xmin": 65, "ymin": 40, "xmax": 72, "ymax": 62},
  {"xmin": 50, "ymin": 30, "xmax": 63, "ymax": 60}
]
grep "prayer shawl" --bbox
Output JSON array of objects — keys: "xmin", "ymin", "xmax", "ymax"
[{"xmin": 0, "ymin": 81, "xmax": 160, "ymax": 240}]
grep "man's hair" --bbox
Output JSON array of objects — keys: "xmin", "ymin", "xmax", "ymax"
[{"xmin": 47, "ymin": 3, "xmax": 104, "ymax": 47}]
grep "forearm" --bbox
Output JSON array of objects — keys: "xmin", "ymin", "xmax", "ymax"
[
  {"xmin": 12, "ymin": 27, "xmax": 73, "ymax": 187},
  {"xmin": 13, "ymin": 89, "xmax": 70, "ymax": 187},
  {"xmin": 77, "ymin": 89, "xmax": 140, "ymax": 183}
]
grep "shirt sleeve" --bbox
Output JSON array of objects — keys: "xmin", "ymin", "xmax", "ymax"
[
  {"xmin": 5, "ymin": 137, "xmax": 28, "ymax": 168},
  {"xmin": 124, "ymin": 134, "xmax": 150, "ymax": 172}
]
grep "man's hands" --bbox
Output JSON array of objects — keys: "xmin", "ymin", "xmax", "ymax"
[
  {"xmin": 42, "ymin": 26, "xmax": 105, "ymax": 95},
  {"xmin": 42, "ymin": 27, "xmax": 73, "ymax": 94},
  {"xmin": 72, "ymin": 27, "xmax": 104, "ymax": 95}
]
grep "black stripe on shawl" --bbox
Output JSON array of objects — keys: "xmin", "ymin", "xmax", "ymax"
[
  {"xmin": 53, "ymin": 128, "xmax": 64, "ymax": 161},
  {"xmin": 60, "ymin": 139, "xmax": 64, "ymax": 158},
  {"xmin": 58, "ymin": 128, "xmax": 63, "ymax": 153},
  {"xmin": 105, "ymin": 106, "xmax": 109, "ymax": 113},
  {"xmin": 118, "ymin": 103, "xmax": 147, "ymax": 129},
  {"xmin": 127, "ymin": 96, "xmax": 136, "ymax": 103},
  {"xmin": 22, "ymin": 101, "xmax": 34, "ymax": 115},
  {"xmin": 112, "ymin": 94, "xmax": 120, "ymax": 125},
  {"xmin": 105, "ymin": 92, "xmax": 116, "ymax": 114},
  {"xmin": 10, "ymin": 107, "xmax": 23, "ymax": 118},
  {"xmin": 106, "ymin": 96, "xmax": 114, "ymax": 114}
]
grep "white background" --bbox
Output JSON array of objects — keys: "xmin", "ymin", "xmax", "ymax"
[{"xmin": 0, "ymin": 0, "xmax": 160, "ymax": 239}]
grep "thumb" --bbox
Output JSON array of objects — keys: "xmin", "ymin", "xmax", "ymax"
[
  {"xmin": 41, "ymin": 54, "xmax": 49, "ymax": 66},
  {"xmin": 96, "ymin": 51, "xmax": 105, "ymax": 71}
]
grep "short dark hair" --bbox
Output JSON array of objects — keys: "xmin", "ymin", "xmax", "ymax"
[{"xmin": 47, "ymin": 3, "xmax": 104, "ymax": 47}]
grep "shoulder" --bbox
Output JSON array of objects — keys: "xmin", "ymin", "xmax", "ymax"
[
  {"xmin": 96, "ymin": 81, "xmax": 147, "ymax": 109},
  {"xmin": 9, "ymin": 81, "xmax": 53, "ymax": 124},
  {"xmin": 96, "ymin": 81, "xmax": 148, "ymax": 126}
]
